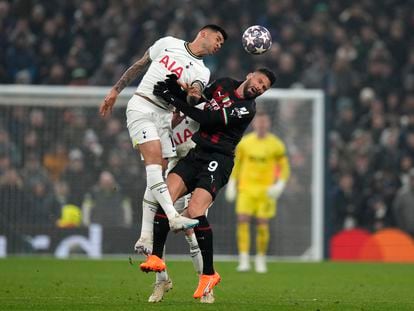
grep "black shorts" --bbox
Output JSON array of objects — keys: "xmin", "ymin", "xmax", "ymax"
[{"xmin": 170, "ymin": 147, "xmax": 234, "ymax": 199}]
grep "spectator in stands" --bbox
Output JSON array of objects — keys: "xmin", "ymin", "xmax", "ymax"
[
  {"xmin": 43, "ymin": 142, "xmax": 69, "ymax": 181},
  {"xmin": 62, "ymin": 149, "xmax": 94, "ymax": 206},
  {"xmin": 393, "ymin": 168, "xmax": 414, "ymax": 236},
  {"xmin": 27, "ymin": 177, "xmax": 59, "ymax": 225},
  {"xmin": 0, "ymin": 149, "xmax": 12, "ymax": 176},
  {"xmin": 0, "ymin": 168, "xmax": 30, "ymax": 226},
  {"xmin": 82, "ymin": 171, "xmax": 132, "ymax": 227},
  {"xmin": 62, "ymin": 109, "xmax": 88, "ymax": 149},
  {"xmin": 20, "ymin": 152, "xmax": 50, "ymax": 190},
  {"xmin": 0, "ymin": 128, "xmax": 21, "ymax": 167},
  {"xmin": 332, "ymin": 172, "xmax": 361, "ymax": 233}
]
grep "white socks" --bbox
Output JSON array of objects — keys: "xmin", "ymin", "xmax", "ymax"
[
  {"xmin": 174, "ymin": 196, "xmax": 186, "ymax": 214},
  {"xmin": 156, "ymin": 247, "xmax": 169, "ymax": 282},
  {"xmin": 146, "ymin": 164, "xmax": 178, "ymax": 220},
  {"xmin": 140, "ymin": 187, "xmax": 158, "ymax": 239},
  {"xmin": 185, "ymin": 232, "xmax": 203, "ymax": 275}
]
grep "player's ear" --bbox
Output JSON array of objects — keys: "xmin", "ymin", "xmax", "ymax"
[{"xmin": 200, "ymin": 29, "xmax": 210, "ymax": 39}]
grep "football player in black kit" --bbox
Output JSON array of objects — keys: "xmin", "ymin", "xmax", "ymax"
[{"xmin": 140, "ymin": 68, "xmax": 276, "ymax": 300}]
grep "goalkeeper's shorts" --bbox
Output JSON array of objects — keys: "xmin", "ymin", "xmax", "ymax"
[{"xmin": 236, "ymin": 192, "xmax": 276, "ymax": 219}]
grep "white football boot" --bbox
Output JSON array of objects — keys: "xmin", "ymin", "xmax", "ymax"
[
  {"xmin": 169, "ymin": 214, "xmax": 199, "ymax": 231},
  {"xmin": 255, "ymin": 254, "xmax": 267, "ymax": 273},
  {"xmin": 148, "ymin": 278, "xmax": 173, "ymax": 303},
  {"xmin": 200, "ymin": 290, "xmax": 215, "ymax": 303},
  {"xmin": 236, "ymin": 253, "xmax": 251, "ymax": 272}
]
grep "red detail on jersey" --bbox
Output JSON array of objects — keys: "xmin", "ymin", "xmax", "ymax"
[
  {"xmin": 211, "ymin": 134, "xmax": 220, "ymax": 143},
  {"xmin": 173, "ymin": 135, "xmax": 182, "ymax": 145},
  {"xmin": 183, "ymin": 128, "xmax": 193, "ymax": 141},
  {"xmin": 171, "ymin": 66, "xmax": 183, "ymax": 78},
  {"xmin": 205, "ymin": 99, "xmax": 221, "ymax": 111},
  {"xmin": 212, "ymin": 86, "xmax": 233, "ymax": 107},
  {"xmin": 159, "ymin": 55, "xmax": 183, "ymax": 79},
  {"xmin": 159, "ymin": 55, "xmax": 169, "ymax": 67},
  {"xmin": 194, "ymin": 225, "xmax": 212, "ymax": 231},
  {"xmin": 168, "ymin": 60, "xmax": 176, "ymax": 71}
]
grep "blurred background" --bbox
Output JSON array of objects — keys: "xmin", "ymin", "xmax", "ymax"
[{"xmin": 0, "ymin": 0, "xmax": 413, "ymax": 261}]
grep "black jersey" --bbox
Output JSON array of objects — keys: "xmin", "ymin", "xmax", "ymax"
[{"xmin": 167, "ymin": 77, "xmax": 256, "ymax": 156}]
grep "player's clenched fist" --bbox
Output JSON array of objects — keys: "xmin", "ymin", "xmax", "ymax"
[{"xmin": 100, "ymin": 88, "xmax": 118, "ymax": 117}]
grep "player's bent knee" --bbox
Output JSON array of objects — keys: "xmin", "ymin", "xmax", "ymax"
[
  {"xmin": 139, "ymin": 140, "xmax": 163, "ymax": 165},
  {"xmin": 187, "ymin": 205, "xmax": 208, "ymax": 218}
]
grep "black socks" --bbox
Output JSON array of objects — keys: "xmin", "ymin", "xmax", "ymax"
[
  {"xmin": 152, "ymin": 207, "xmax": 170, "ymax": 258},
  {"xmin": 193, "ymin": 215, "xmax": 214, "ymax": 275}
]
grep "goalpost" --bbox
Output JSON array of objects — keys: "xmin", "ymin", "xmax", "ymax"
[{"xmin": 0, "ymin": 85, "xmax": 324, "ymax": 261}]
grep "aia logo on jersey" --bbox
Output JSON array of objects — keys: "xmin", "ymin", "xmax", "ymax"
[
  {"xmin": 159, "ymin": 55, "xmax": 183, "ymax": 79},
  {"xmin": 173, "ymin": 128, "xmax": 193, "ymax": 145},
  {"xmin": 213, "ymin": 86, "xmax": 233, "ymax": 108}
]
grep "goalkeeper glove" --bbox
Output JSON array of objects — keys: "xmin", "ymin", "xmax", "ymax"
[
  {"xmin": 225, "ymin": 178, "xmax": 237, "ymax": 202},
  {"xmin": 165, "ymin": 74, "xmax": 187, "ymax": 101},
  {"xmin": 267, "ymin": 180, "xmax": 286, "ymax": 200},
  {"xmin": 153, "ymin": 81, "xmax": 176, "ymax": 103}
]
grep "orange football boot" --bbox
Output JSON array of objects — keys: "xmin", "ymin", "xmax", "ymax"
[
  {"xmin": 193, "ymin": 272, "xmax": 221, "ymax": 298},
  {"xmin": 140, "ymin": 255, "xmax": 166, "ymax": 273}
]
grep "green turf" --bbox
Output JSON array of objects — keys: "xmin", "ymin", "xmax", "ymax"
[{"xmin": 0, "ymin": 258, "xmax": 413, "ymax": 310}]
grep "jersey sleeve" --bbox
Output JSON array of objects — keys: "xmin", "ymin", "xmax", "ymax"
[
  {"xmin": 191, "ymin": 67, "xmax": 210, "ymax": 91},
  {"xmin": 148, "ymin": 36, "xmax": 173, "ymax": 61},
  {"xmin": 202, "ymin": 79, "xmax": 221, "ymax": 99},
  {"xmin": 169, "ymin": 96, "xmax": 255, "ymax": 128}
]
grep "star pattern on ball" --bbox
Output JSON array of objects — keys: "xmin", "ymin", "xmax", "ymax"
[
  {"xmin": 254, "ymin": 46, "xmax": 267, "ymax": 54},
  {"xmin": 259, "ymin": 32, "xmax": 270, "ymax": 42},
  {"xmin": 244, "ymin": 34, "xmax": 256, "ymax": 46}
]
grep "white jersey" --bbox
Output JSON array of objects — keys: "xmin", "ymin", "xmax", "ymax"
[
  {"xmin": 173, "ymin": 115, "xmax": 198, "ymax": 158},
  {"xmin": 135, "ymin": 36, "xmax": 210, "ymax": 109},
  {"xmin": 172, "ymin": 103, "xmax": 205, "ymax": 158}
]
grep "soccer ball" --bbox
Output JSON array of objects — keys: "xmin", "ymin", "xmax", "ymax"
[{"xmin": 242, "ymin": 25, "xmax": 272, "ymax": 55}]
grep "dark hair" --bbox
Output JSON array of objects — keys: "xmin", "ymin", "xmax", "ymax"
[
  {"xmin": 200, "ymin": 24, "xmax": 228, "ymax": 41},
  {"xmin": 256, "ymin": 68, "xmax": 276, "ymax": 86}
]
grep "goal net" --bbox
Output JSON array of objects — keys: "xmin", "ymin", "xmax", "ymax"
[{"xmin": 0, "ymin": 85, "xmax": 324, "ymax": 261}]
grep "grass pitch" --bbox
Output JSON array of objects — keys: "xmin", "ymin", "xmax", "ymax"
[{"xmin": 0, "ymin": 257, "xmax": 413, "ymax": 310}]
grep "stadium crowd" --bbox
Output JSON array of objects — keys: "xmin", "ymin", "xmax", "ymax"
[{"xmin": 0, "ymin": 0, "xmax": 414, "ymax": 237}]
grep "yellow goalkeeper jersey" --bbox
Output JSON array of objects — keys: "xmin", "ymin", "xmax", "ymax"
[{"xmin": 231, "ymin": 132, "xmax": 290, "ymax": 196}]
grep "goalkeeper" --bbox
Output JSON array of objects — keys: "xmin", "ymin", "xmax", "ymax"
[{"xmin": 225, "ymin": 111, "xmax": 290, "ymax": 273}]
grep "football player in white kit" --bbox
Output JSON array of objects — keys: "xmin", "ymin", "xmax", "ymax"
[{"xmin": 99, "ymin": 25, "xmax": 227, "ymax": 254}]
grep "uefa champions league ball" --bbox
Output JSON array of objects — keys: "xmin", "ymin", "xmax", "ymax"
[{"xmin": 242, "ymin": 25, "xmax": 272, "ymax": 55}]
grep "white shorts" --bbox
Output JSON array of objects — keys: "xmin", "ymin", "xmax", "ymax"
[{"xmin": 126, "ymin": 95, "xmax": 176, "ymax": 158}]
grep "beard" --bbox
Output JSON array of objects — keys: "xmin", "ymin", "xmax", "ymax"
[{"xmin": 243, "ymin": 80, "xmax": 257, "ymax": 99}]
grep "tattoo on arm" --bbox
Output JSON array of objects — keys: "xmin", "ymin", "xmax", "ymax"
[{"xmin": 114, "ymin": 50, "xmax": 151, "ymax": 93}]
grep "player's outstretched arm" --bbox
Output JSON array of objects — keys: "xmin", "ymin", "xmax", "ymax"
[
  {"xmin": 154, "ymin": 81, "xmax": 253, "ymax": 127},
  {"xmin": 99, "ymin": 50, "xmax": 151, "ymax": 117}
]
